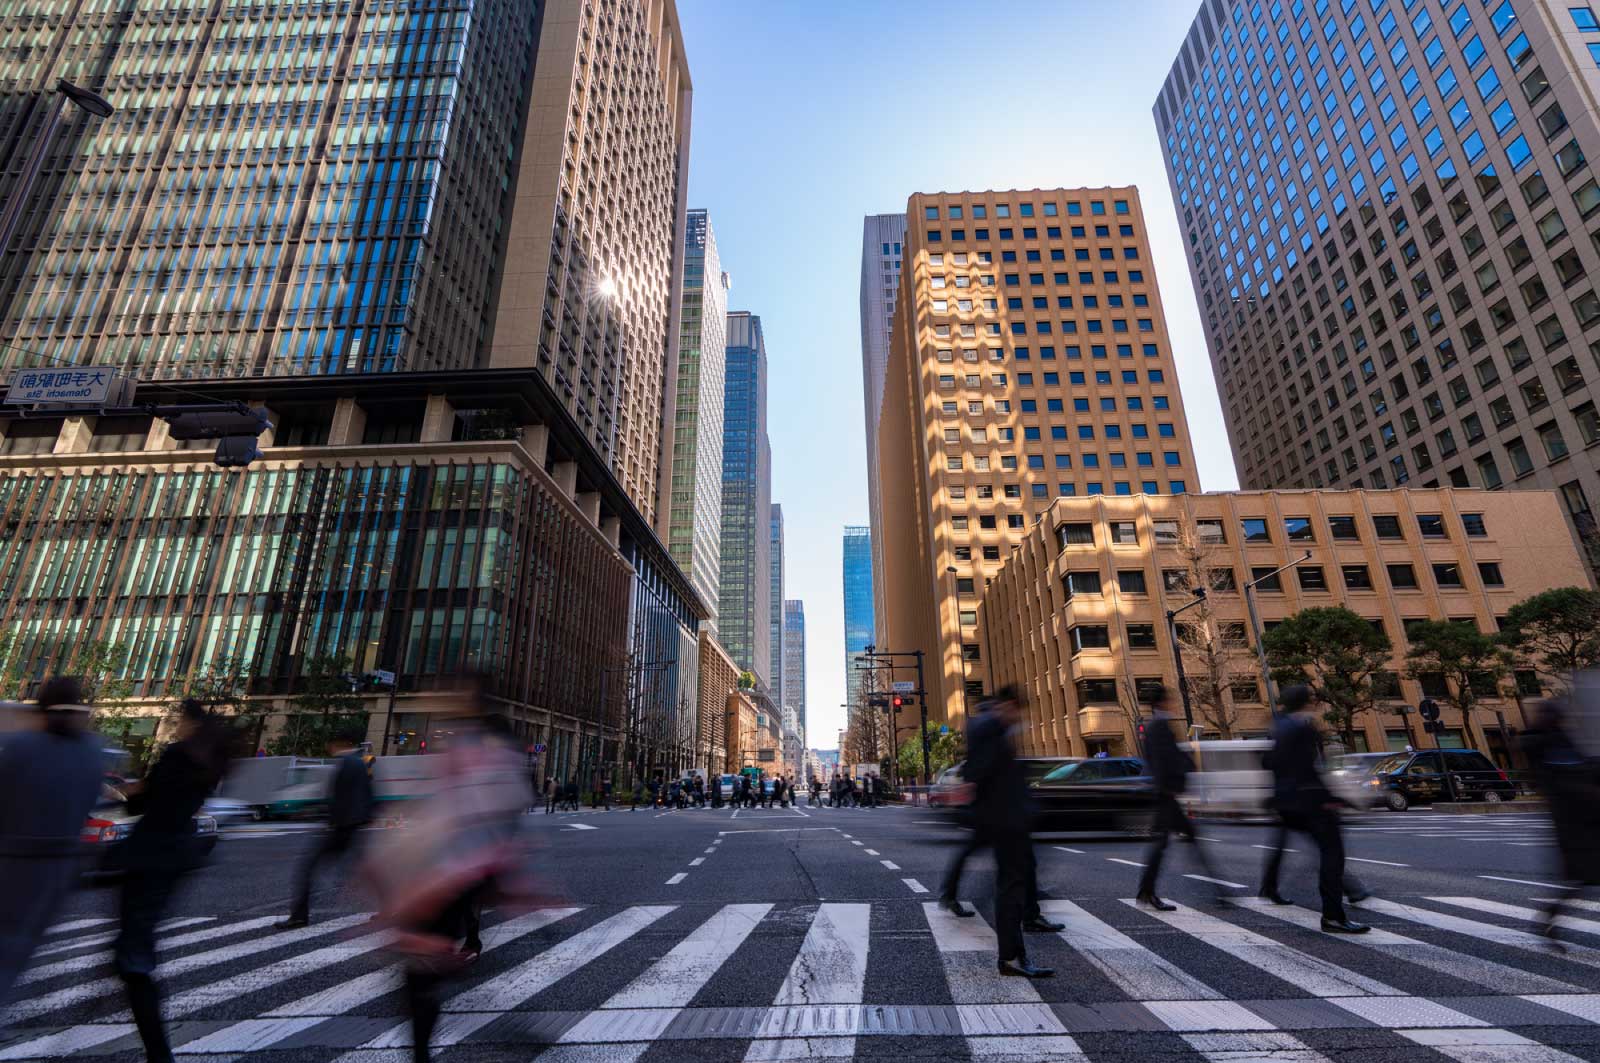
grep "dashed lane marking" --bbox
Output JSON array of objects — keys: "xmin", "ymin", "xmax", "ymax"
[{"xmin": 665, "ymin": 873, "xmax": 687, "ymax": 885}]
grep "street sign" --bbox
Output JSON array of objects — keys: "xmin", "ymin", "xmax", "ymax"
[
  {"xmin": 1418, "ymin": 698, "xmax": 1440, "ymax": 722},
  {"xmin": 6, "ymin": 367, "xmax": 132, "ymax": 406},
  {"xmin": 891, "ymin": 681, "xmax": 915, "ymax": 693},
  {"xmin": 371, "ymin": 669, "xmax": 396, "ymax": 686},
  {"xmin": 533, "ymin": 742, "xmax": 547, "ymax": 753}
]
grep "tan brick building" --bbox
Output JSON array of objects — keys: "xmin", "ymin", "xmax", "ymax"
[
  {"xmin": 980, "ymin": 487, "xmax": 1589, "ymax": 763},
  {"xmin": 697, "ymin": 630, "xmax": 739, "ymax": 776},
  {"xmin": 876, "ymin": 187, "xmax": 1203, "ymax": 733}
]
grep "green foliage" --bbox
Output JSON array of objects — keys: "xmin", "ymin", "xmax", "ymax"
[
  {"xmin": 1405, "ymin": 619, "xmax": 1511, "ymax": 717},
  {"xmin": 1498, "ymin": 586, "xmax": 1600, "ymax": 689},
  {"xmin": 1262, "ymin": 606, "xmax": 1392, "ymax": 745},
  {"xmin": 896, "ymin": 722, "xmax": 965, "ymax": 783},
  {"xmin": 267, "ymin": 712, "xmax": 370, "ymax": 757},
  {"xmin": 737, "ymin": 670, "xmax": 757, "ymax": 691},
  {"xmin": 273, "ymin": 654, "xmax": 364, "ymax": 754}
]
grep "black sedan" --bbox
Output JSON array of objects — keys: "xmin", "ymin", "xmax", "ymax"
[{"xmin": 1029, "ymin": 757, "xmax": 1155, "ymax": 834}]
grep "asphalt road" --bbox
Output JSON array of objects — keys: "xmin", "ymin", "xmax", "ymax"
[{"xmin": 4, "ymin": 799, "xmax": 1599, "ymax": 1062}]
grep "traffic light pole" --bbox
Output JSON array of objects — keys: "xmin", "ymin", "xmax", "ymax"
[{"xmin": 915, "ymin": 649, "xmax": 930, "ymax": 786}]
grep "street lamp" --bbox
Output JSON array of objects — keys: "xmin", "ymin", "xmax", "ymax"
[
  {"xmin": 0, "ymin": 80, "xmax": 114, "ymax": 261},
  {"xmin": 1242, "ymin": 551, "xmax": 1312, "ymax": 712},
  {"xmin": 1164, "ymin": 588, "xmax": 1208, "ymax": 728}
]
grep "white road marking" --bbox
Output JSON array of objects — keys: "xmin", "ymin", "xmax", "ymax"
[
  {"xmin": 689, "ymin": 858, "xmax": 704, "ymax": 866},
  {"xmin": 903, "ymin": 878, "xmax": 929, "ymax": 894},
  {"xmin": 599, "ymin": 904, "xmax": 771, "ymax": 1011},
  {"xmin": 1396, "ymin": 1026, "xmax": 1588, "ymax": 1063},
  {"xmin": 1184, "ymin": 874, "xmax": 1248, "ymax": 889},
  {"xmin": 22, "ymin": 916, "xmax": 256, "ymax": 982},
  {"xmin": 1107, "ymin": 857, "xmax": 1146, "ymax": 867},
  {"xmin": 1053, "ymin": 846, "xmax": 1085, "ymax": 854},
  {"xmin": 704, "ymin": 848, "xmax": 716, "ymax": 854},
  {"xmin": 29, "ymin": 916, "xmax": 215, "ymax": 961},
  {"xmin": 42, "ymin": 917, "xmax": 114, "ymax": 936},
  {"xmin": 880, "ymin": 860, "xmax": 900, "ymax": 870},
  {"xmin": 1039, "ymin": 899, "xmax": 1221, "ymax": 1001},
  {"xmin": 864, "ymin": 849, "xmax": 879, "ymax": 855},
  {"xmin": 1183, "ymin": 1032, "xmax": 1336, "ymax": 1062},
  {"xmin": 1346, "ymin": 856, "xmax": 1409, "ymax": 866},
  {"xmin": 1479, "ymin": 875, "xmax": 1578, "ymax": 891},
  {"xmin": 666, "ymin": 873, "xmax": 688, "ymax": 885},
  {"xmin": 563, "ymin": 823, "xmax": 599, "ymax": 831},
  {"xmin": 744, "ymin": 904, "xmax": 869, "ymax": 1061},
  {"xmin": 1361, "ymin": 898, "xmax": 1600, "ymax": 969},
  {"xmin": 1253, "ymin": 844, "xmax": 1299, "ymax": 852},
  {"xmin": 1432, "ymin": 897, "xmax": 1600, "ymax": 938}
]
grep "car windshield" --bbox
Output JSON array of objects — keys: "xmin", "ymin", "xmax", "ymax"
[
  {"xmin": 1039, "ymin": 762, "xmax": 1083, "ymax": 783},
  {"xmin": 1331, "ymin": 755, "xmax": 1383, "ymax": 774},
  {"xmin": 1371, "ymin": 754, "xmax": 1410, "ymax": 774}
]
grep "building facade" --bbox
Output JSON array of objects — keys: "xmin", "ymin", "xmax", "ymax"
[
  {"xmin": 769, "ymin": 503, "xmax": 786, "ymax": 708},
  {"xmin": 782, "ymin": 597, "xmax": 806, "ymax": 742},
  {"xmin": 718, "ymin": 311, "xmax": 772, "ymax": 682},
  {"xmin": 665, "ymin": 209, "xmax": 729, "ymax": 617},
  {"xmin": 876, "ymin": 187, "xmax": 1204, "ymax": 730},
  {"xmin": 1156, "ymin": 0, "xmax": 1600, "ymax": 564},
  {"xmin": 860, "ymin": 214, "xmax": 908, "ymax": 634},
  {"xmin": 842, "ymin": 525, "xmax": 875, "ymax": 712},
  {"xmin": 982, "ymin": 487, "xmax": 1587, "ymax": 763},
  {"xmin": 697, "ymin": 629, "xmax": 739, "ymax": 776},
  {"xmin": 0, "ymin": 0, "xmax": 702, "ymax": 777}
]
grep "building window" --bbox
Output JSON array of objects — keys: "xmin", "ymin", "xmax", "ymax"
[
  {"xmin": 1461, "ymin": 512, "xmax": 1487, "ymax": 537},
  {"xmin": 1070, "ymin": 626, "xmax": 1111, "ymax": 652},
  {"xmin": 1076, "ymin": 678, "xmax": 1118, "ymax": 703},
  {"xmin": 1063, "ymin": 571, "xmax": 1103, "ymax": 597},
  {"xmin": 1372, "ymin": 514, "xmax": 1404, "ymax": 538},
  {"xmin": 1249, "ymin": 566, "xmax": 1284, "ymax": 592},
  {"xmin": 1297, "ymin": 566, "xmax": 1329, "ymax": 591},
  {"xmin": 1343, "ymin": 565, "xmax": 1375, "ymax": 590},
  {"xmin": 1388, "ymin": 563, "xmax": 1420, "ymax": 589},
  {"xmin": 1241, "ymin": 518, "xmax": 1271, "ymax": 542},
  {"xmin": 1417, "ymin": 513, "xmax": 1447, "ymax": 538},
  {"xmin": 1118, "ymin": 570, "xmax": 1148, "ymax": 594},
  {"xmin": 1433, "ymin": 562, "xmax": 1466, "ymax": 587},
  {"xmin": 1152, "ymin": 520, "xmax": 1181, "ymax": 545},
  {"xmin": 1285, "ymin": 516, "xmax": 1315, "ymax": 541},
  {"xmin": 1109, "ymin": 521, "xmax": 1137, "ymax": 545},
  {"xmin": 1057, "ymin": 522, "xmax": 1095, "ymax": 548},
  {"xmin": 1126, "ymin": 624, "xmax": 1157, "ymax": 649},
  {"xmin": 1478, "ymin": 561, "xmax": 1505, "ymax": 586},
  {"xmin": 1329, "ymin": 515, "xmax": 1360, "ymax": 540}
]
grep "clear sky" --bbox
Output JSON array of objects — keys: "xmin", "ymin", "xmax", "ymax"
[{"xmin": 677, "ymin": 0, "xmax": 1240, "ymax": 750}]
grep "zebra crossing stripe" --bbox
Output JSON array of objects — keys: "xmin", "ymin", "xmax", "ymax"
[
  {"xmin": 1360, "ymin": 897, "xmax": 1600, "ymax": 968},
  {"xmin": 1397, "ymin": 1026, "xmax": 1591, "ymax": 1063},
  {"xmin": 595, "ymin": 903, "xmax": 770, "ymax": 1011},
  {"xmin": 1237, "ymin": 897, "xmax": 1582, "ymax": 994},
  {"xmin": 1183, "ymin": 1032, "xmax": 1336, "ymax": 1062},
  {"xmin": 923, "ymin": 902, "xmax": 1040, "ymax": 1005},
  {"xmin": 744, "ymin": 904, "xmax": 869, "ymax": 1062},
  {"xmin": 21, "ymin": 916, "xmax": 263, "ymax": 983},
  {"xmin": 1039, "ymin": 899, "xmax": 1220, "ymax": 1001},
  {"xmin": 0, "ymin": 1024, "xmax": 135, "ymax": 1060},
  {"xmin": 1432, "ymin": 897, "xmax": 1600, "ymax": 938},
  {"xmin": 41, "ymin": 917, "xmax": 114, "ymax": 936},
  {"xmin": 0, "ymin": 912, "xmax": 371, "ymax": 1024},
  {"xmin": 26, "ymin": 916, "xmax": 214, "ymax": 965},
  {"xmin": 1120, "ymin": 900, "xmax": 1398, "ymax": 997}
]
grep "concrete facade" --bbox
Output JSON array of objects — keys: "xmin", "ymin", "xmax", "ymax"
[
  {"xmin": 981, "ymin": 487, "xmax": 1589, "ymax": 762},
  {"xmin": 861, "ymin": 214, "xmax": 908, "ymax": 635}
]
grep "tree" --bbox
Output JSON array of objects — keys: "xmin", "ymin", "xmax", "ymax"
[
  {"xmin": 271, "ymin": 653, "xmax": 365, "ymax": 755},
  {"xmin": 1262, "ymin": 606, "xmax": 1393, "ymax": 749},
  {"xmin": 1498, "ymin": 586, "xmax": 1600, "ymax": 691},
  {"xmin": 1165, "ymin": 522, "xmax": 1255, "ymax": 738},
  {"xmin": 170, "ymin": 653, "xmax": 265, "ymax": 749},
  {"xmin": 896, "ymin": 721, "xmax": 965, "ymax": 782},
  {"xmin": 1404, "ymin": 620, "xmax": 1511, "ymax": 736},
  {"xmin": 737, "ymin": 670, "xmax": 757, "ymax": 691}
]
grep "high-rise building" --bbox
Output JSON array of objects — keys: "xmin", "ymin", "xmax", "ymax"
[
  {"xmin": 1156, "ymin": 0, "xmax": 1600, "ymax": 562},
  {"xmin": 841, "ymin": 525, "xmax": 876, "ymax": 712},
  {"xmin": 769, "ymin": 503, "xmax": 786, "ymax": 706},
  {"xmin": 666, "ymin": 210, "xmax": 730, "ymax": 617},
  {"xmin": 877, "ymin": 187, "xmax": 1203, "ymax": 728},
  {"xmin": 719, "ymin": 311, "xmax": 772, "ymax": 682},
  {"xmin": 860, "ymin": 214, "xmax": 908, "ymax": 631},
  {"xmin": 782, "ymin": 598, "xmax": 807, "ymax": 738},
  {"xmin": 0, "ymin": 0, "xmax": 702, "ymax": 780}
]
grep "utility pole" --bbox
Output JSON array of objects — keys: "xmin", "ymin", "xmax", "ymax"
[
  {"xmin": 1242, "ymin": 551, "xmax": 1311, "ymax": 711},
  {"xmin": 915, "ymin": 649, "xmax": 931, "ymax": 785}
]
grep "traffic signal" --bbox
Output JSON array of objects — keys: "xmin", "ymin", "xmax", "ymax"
[{"xmin": 889, "ymin": 695, "xmax": 903, "ymax": 713}]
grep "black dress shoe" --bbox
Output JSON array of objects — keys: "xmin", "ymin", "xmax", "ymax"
[
  {"xmin": 274, "ymin": 916, "xmax": 309, "ymax": 930},
  {"xmin": 1258, "ymin": 891, "xmax": 1294, "ymax": 906},
  {"xmin": 939, "ymin": 898, "xmax": 975, "ymax": 918},
  {"xmin": 997, "ymin": 957, "xmax": 1055, "ymax": 978},
  {"xmin": 1024, "ymin": 916, "xmax": 1066, "ymax": 932},
  {"xmin": 1320, "ymin": 917, "xmax": 1370, "ymax": 934},
  {"xmin": 1136, "ymin": 893, "xmax": 1177, "ymax": 912}
]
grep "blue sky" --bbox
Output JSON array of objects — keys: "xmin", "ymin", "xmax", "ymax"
[{"xmin": 677, "ymin": 0, "xmax": 1240, "ymax": 748}]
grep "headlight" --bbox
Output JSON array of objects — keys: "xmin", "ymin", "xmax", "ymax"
[
  {"xmin": 195, "ymin": 816, "xmax": 217, "ymax": 834},
  {"xmin": 1367, "ymin": 778, "xmax": 1381, "ymax": 786}
]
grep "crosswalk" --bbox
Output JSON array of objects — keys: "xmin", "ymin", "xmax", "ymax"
[{"xmin": 5, "ymin": 888, "xmax": 1600, "ymax": 1061}]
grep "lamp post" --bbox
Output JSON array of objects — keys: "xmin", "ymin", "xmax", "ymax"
[
  {"xmin": 1242, "ymin": 551, "xmax": 1312, "ymax": 712},
  {"xmin": 0, "ymin": 80, "xmax": 114, "ymax": 262},
  {"xmin": 1164, "ymin": 588, "xmax": 1208, "ymax": 728}
]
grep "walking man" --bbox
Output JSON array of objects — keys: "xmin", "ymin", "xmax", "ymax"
[
  {"xmin": 965, "ymin": 686, "xmax": 1054, "ymax": 977},
  {"xmin": 544, "ymin": 776, "xmax": 558, "ymax": 815},
  {"xmin": 1258, "ymin": 684, "xmax": 1369, "ymax": 934},
  {"xmin": 279, "ymin": 726, "xmax": 374, "ymax": 928},
  {"xmin": 1135, "ymin": 685, "xmax": 1215, "ymax": 910}
]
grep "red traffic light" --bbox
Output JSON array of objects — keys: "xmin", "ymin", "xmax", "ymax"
[{"xmin": 891, "ymin": 695, "xmax": 903, "ymax": 708}]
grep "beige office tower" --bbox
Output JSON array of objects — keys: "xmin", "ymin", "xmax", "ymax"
[
  {"xmin": 492, "ymin": 0, "xmax": 693, "ymax": 523},
  {"xmin": 876, "ymin": 187, "xmax": 1202, "ymax": 730},
  {"xmin": 1156, "ymin": 0, "xmax": 1600, "ymax": 568}
]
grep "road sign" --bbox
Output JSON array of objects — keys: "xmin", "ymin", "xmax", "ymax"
[
  {"xmin": 1419, "ymin": 698, "xmax": 1440, "ymax": 722},
  {"xmin": 6, "ymin": 367, "xmax": 132, "ymax": 406},
  {"xmin": 891, "ymin": 681, "xmax": 915, "ymax": 693},
  {"xmin": 533, "ymin": 742, "xmax": 547, "ymax": 753},
  {"xmin": 371, "ymin": 669, "xmax": 397, "ymax": 686}
]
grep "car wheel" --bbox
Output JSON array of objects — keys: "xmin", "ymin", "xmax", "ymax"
[
  {"xmin": 1385, "ymin": 791, "xmax": 1409, "ymax": 812},
  {"xmin": 1482, "ymin": 790, "xmax": 1503, "ymax": 803}
]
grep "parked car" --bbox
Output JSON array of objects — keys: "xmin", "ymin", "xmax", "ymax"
[
  {"xmin": 1029, "ymin": 756, "xmax": 1154, "ymax": 834},
  {"xmin": 1327, "ymin": 752, "xmax": 1396, "ymax": 810},
  {"xmin": 82, "ymin": 785, "xmax": 218, "ymax": 879},
  {"xmin": 1365, "ymin": 749, "xmax": 1516, "ymax": 810}
]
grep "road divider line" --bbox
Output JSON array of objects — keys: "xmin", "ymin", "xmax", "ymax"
[
  {"xmin": 1054, "ymin": 846, "xmax": 1084, "ymax": 854},
  {"xmin": 864, "ymin": 849, "xmax": 879, "ymax": 855},
  {"xmin": 1478, "ymin": 875, "xmax": 1578, "ymax": 890},
  {"xmin": 881, "ymin": 860, "xmax": 900, "ymax": 870},
  {"xmin": 689, "ymin": 858, "xmax": 704, "ymax": 866},
  {"xmin": 1184, "ymin": 874, "xmax": 1247, "ymax": 889},
  {"xmin": 1347, "ymin": 857, "xmax": 1409, "ymax": 867},
  {"xmin": 903, "ymin": 878, "xmax": 929, "ymax": 894},
  {"xmin": 665, "ymin": 873, "xmax": 687, "ymax": 885},
  {"xmin": 1253, "ymin": 844, "xmax": 1299, "ymax": 853},
  {"xmin": 1107, "ymin": 857, "xmax": 1146, "ymax": 868}
]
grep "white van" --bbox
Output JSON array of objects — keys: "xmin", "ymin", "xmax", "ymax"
[{"xmin": 1181, "ymin": 738, "xmax": 1274, "ymax": 818}]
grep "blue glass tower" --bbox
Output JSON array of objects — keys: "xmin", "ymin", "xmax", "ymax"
[{"xmin": 842, "ymin": 525, "xmax": 875, "ymax": 712}]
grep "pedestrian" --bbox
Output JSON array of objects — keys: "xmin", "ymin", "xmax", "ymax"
[
  {"xmin": 845, "ymin": 774, "xmax": 859, "ymax": 807},
  {"xmin": 113, "ymin": 698, "xmax": 232, "ymax": 1063},
  {"xmin": 1521, "ymin": 698, "xmax": 1600, "ymax": 943},
  {"xmin": 773, "ymin": 775, "xmax": 786, "ymax": 808},
  {"xmin": 602, "ymin": 774, "xmax": 614, "ymax": 810},
  {"xmin": 1135, "ymin": 684, "xmax": 1217, "ymax": 910},
  {"xmin": 544, "ymin": 776, "xmax": 557, "ymax": 815},
  {"xmin": 964, "ymin": 685, "xmax": 1055, "ymax": 977},
  {"xmin": 830, "ymin": 773, "xmax": 842, "ymax": 807},
  {"xmin": 0, "ymin": 677, "xmax": 107, "ymax": 1009},
  {"xmin": 711, "ymin": 773, "xmax": 723, "ymax": 809},
  {"xmin": 631, "ymin": 777, "xmax": 645, "ymax": 811},
  {"xmin": 1258, "ymin": 684, "xmax": 1369, "ymax": 934},
  {"xmin": 873, "ymin": 772, "xmax": 888, "ymax": 807},
  {"xmin": 694, "ymin": 775, "xmax": 705, "ymax": 807},
  {"xmin": 527, "ymin": 765, "xmax": 539, "ymax": 814},
  {"xmin": 648, "ymin": 773, "xmax": 661, "ymax": 809},
  {"xmin": 564, "ymin": 776, "xmax": 579, "ymax": 811},
  {"xmin": 810, "ymin": 777, "xmax": 822, "ymax": 806},
  {"xmin": 667, "ymin": 777, "xmax": 680, "ymax": 809},
  {"xmin": 278, "ymin": 725, "xmax": 375, "ymax": 928}
]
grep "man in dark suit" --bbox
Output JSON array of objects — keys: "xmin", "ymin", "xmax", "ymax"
[
  {"xmin": 278, "ymin": 727, "xmax": 374, "ymax": 929},
  {"xmin": 965, "ymin": 686, "xmax": 1055, "ymax": 978},
  {"xmin": 1259, "ymin": 684, "xmax": 1369, "ymax": 933},
  {"xmin": 1136, "ymin": 685, "xmax": 1215, "ymax": 910}
]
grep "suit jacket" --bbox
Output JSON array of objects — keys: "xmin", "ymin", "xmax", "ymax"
[
  {"xmin": 1268, "ymin": 712, "xmax": 1335, "ymax": 815},
  {"xmin": 329, "ymin": 750, "xmax": 374, "ymax": 830},
  {"xmin": 1143, "ymin": 712, "xmax": 1193, "ymax": 797},
  {"xmin": 963, "ymin": 711, "xmax": 1029, "ymax": 831}
]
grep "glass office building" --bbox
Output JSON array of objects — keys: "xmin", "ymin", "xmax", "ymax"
[
  {"xmin": 718, "ymin": 311, "xmax": 772, "ymax": 683},
  {"xmin": 842, "ymin": 524, "xmax": 875, "ymax": 713},
  {"xmin": 1156, "ymin": 0, "xmax": 1600, "ymax": 563}
]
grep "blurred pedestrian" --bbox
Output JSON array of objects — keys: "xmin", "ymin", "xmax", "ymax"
[
  {"xmin": 564, "ymin": 776, "xmax": 579, "ymax": 811},
  {"xmin": 810, "ymin": 777, "xmax": 822, "ymax": 806},
  {"xmin": 873, "ymin": 772, "xmax": 888, "ymax": 807},
  {"xmin": 277, "ymin": 725, "xmax": 374, "ymax": 928},
  {"xmin": 1135, "ymin": 685, "xmax": 1216, "ymax": 910},
  {"xmin": 711, "ymin": 773, "xmax": 723, "ymax": 809},
  {"xmin": 114, "ymin": 698, "xmax": 231, "ymax": 1063},
  {"xmin": 965, "ymin": 686, "xmax": 1053, "ymax": 978},
  {"xmin": 544, "ymin": 776, "xmax": 557, "ymax": 815},
  {"xmin": 603, "ymin": 774, "xmax": 614, "ymax": 810},
  {"xmin": 0, "ymin": 677, "xmax": 106, "ymax": 1009},
  {"xmin": 1258, "ymin": 684, "xmax": 1369, "ymax": 934},
  {"xmin": 1521, "ymin": 698, "xmax": 1600, "ymax": 944}
]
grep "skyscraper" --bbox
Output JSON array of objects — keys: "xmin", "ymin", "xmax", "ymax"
[
  {"xmin": 0, "ymin": 0, "xmax": 702, "ymax": 780},
  {"xmin": 783, "ymin": 597, "xmax": 807, "ymax": 748},
  {"xmin": 841, "ymin": 525, "xmax": 875, "ymax": 713},
  {"xmin": 666, "ymin": 210, "xmax": 730, "ymax": 617},
  {"xmin": 719, "ymin": 311, "xmax": 772, "ymax": 683},
  {"xmin": 769, "ymin": 503, "xmax": 786, "ymax": 707},
  {"xmin": 1156, "ymin": 0, "xmax": 1600, "ymax": 559},
  {"xmin": 860, "ymin": 214, "xmax": 908, "ymax": 632},
  {"xmin": 876, "ymin": 187, "xmax": 1202, "ymax": 727}
]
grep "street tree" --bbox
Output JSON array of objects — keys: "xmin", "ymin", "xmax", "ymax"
[
  {"xmin": 1498, "ymin": 586, "xmax": 1600, "ymax": 691},
  {"xmin": 272, "ymin": 653, "xmax": 365, "ymax": 755},
  {"xmin": 170, "ymin": 653, "xmax": 264, "ymax": 750},
  {"xmin": 1262, "ymin": 606, "xmax": 1392, "ymax": 749},
  {"xmin": 1404, "ymin": 619, "xmax": 1511, "ymax": 739},
  {"xmin": 1165, "ymin": 521, "xmax": 1255, "ymax": 738},
  {"xmin": 896, "ymin": 721, "xmax": 964, "ymax": 783}
]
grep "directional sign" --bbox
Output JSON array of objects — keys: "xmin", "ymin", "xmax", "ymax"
[
  {"xmin": 6, "ymin": 367, "xmax": 131, "ymax": 406},
  {"xmin": 891, "ymin": 681, "xmax": 916, "ymax": 693}
]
